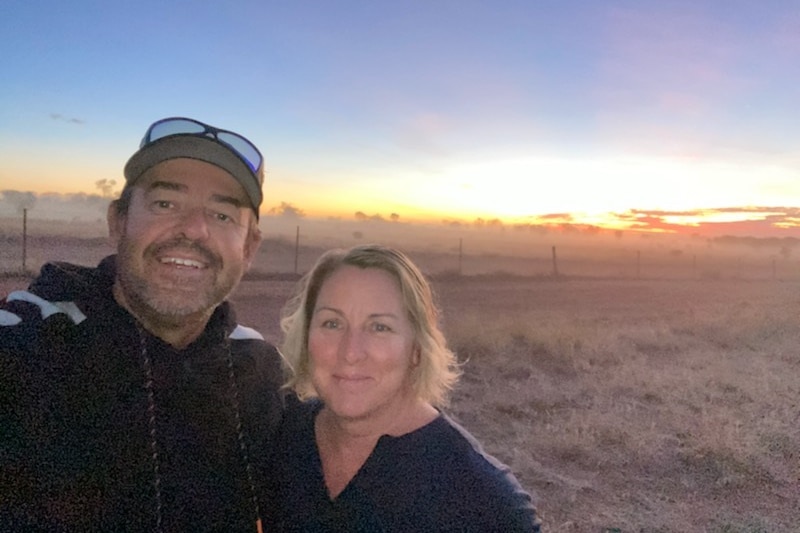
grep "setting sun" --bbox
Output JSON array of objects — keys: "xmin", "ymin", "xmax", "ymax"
[{"xmin": 405, "ymin": 153, "xmax": 798, "ymax": 226}]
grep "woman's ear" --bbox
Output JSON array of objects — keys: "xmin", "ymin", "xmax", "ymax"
[{"xmin": 411, "ymin": 344, "xmax": 422, "ymax": 367}]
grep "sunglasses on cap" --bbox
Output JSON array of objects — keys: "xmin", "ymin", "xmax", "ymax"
[{"xmin": 140, "ymin": 117, "xmax": 263, "ymax": 175}]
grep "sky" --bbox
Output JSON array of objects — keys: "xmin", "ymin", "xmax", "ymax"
[{"xmin": 2, "ymin": 0, "xmax": 800, "ymax": 238}]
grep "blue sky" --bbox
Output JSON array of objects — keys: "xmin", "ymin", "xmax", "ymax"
[{"xmin": 2, "ymin": 0, "xmax": 799, "ymax": 235}]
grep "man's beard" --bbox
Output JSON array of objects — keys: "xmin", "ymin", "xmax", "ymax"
[{"xmin": 115, "ymin": 236, "xmax": 242, "ymax": 319}]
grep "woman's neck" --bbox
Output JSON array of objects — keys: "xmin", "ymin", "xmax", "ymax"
[
  {"xmin": 315, "ymin": 399, "xmax": 438, "ymax": 499},
  {"xmin": 322, "ymin": 397, "xmax": 437, "ymax": 440}
]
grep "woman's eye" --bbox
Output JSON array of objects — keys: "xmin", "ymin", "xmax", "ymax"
[
  {"xmin": 321, "ymin": 319, "xmax": 339, "ymax": 329},
  {"xmin": 372, "ymin": 323, "xmax": 391, "ymax": 333}
]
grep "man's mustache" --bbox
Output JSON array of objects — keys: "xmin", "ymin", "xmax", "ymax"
[{"xmin": 147, "ymin": 238, "xmax": 221, "ymax": 268}]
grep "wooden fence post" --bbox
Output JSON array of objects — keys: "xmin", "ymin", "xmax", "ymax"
[
  {"xmin": 552, "ymin": 246, "xmax": 559, "ymax": 278},
  {"xmin": 294, "ymin": 225, "xmax": 300, "ymax": 275},
  {"xmin": 22, "ymin": 208, "xmax": 28, "ymax": 273},
  {"xmin": 636, "ymin": 250, "xmax": 641, "ymax": 279}
]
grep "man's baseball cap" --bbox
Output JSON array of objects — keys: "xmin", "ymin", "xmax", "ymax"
[{"xmin": 123, "ymin": 117, "xmax": 264, "ymax": 217}]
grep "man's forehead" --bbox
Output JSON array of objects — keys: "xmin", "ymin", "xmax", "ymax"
[{"xmin": 137, "ymin": 159, "xmax": 249, "ymax": 200}]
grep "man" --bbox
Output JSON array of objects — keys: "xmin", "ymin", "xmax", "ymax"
[{"xmin": 0, "ymin": 117, "xmax": 283, "ymax": 532}]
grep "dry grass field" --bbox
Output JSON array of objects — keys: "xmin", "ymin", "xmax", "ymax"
[
  {"xmin": 436, "ymin": 278, "xmax": 799, "ymax": 532},
  {"xmin": 2, "ymin": 225, "xmax": 799, "ymax": 532}
]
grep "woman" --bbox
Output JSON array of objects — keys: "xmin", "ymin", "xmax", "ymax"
[{"xmin": 273, "ymin": 244, "xmax": 542, "ymax": 532}]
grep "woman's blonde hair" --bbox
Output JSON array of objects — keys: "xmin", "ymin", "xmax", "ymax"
[{"xmin": 279, "ymin": 244, "xmax": 460, "ymax": 407}]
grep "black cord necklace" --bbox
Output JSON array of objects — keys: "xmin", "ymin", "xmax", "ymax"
[
  {"xmin": 139, "ymin": 330, "xmax": 163, "ymax": 531},
  {"xmin": 137, "ymin": 324, "xmax": 262, "ymax": 533}
]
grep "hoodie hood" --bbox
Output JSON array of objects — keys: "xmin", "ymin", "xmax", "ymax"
[{"xmin": 28, "ymin": 255, "xmax": 117, "ymax": 303}]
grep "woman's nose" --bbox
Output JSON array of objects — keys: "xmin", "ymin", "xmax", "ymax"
[{"xmin": 341, "ymin": 328, "xmax": 367, "ymax": 364}]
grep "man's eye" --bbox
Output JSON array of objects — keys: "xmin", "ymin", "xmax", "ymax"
[
  {"xmin": 210, "ymin": 209, "xmax": 241, "ymax": 225},
  {"xmin": 152, "ymin": 200, "xmax": 173, "ymax": 210}
]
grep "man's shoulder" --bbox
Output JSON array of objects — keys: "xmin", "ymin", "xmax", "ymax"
[
  {"xmin": 226, "ymin": 324, "xmax": 283, "ymax": 374},
  {"xmin": 0, "ymin": 258, "xmax": 111, "ymax": 321},
  {"xmin": 0, "ymin": 258, "xmax": 115, "ymax": 355},
  {"xmin": 0, "ymin": 289, "xmax": 86, "ymax": 355},
  {"xmin": 1, "ymin": 289, "xmax": 88, "ymax": 325},
  {"xmin": 229, "ymin": 324, "xmax": 264, "ymax": 341}
]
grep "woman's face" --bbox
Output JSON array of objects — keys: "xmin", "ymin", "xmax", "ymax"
[{"xmin": 308, "ymin": 265, "xmax": 419, "ymax": 423}]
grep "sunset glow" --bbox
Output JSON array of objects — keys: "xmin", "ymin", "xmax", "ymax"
[{"xmin": 2, "ymin": 2, "xmax": 799, "ymax": 239}]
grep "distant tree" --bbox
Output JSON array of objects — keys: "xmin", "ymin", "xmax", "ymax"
[
  {"xmin": 561, "ymin": 223, "xmax": 579, "ymax": 234},
  {"xmin": 354, "ymin": 211, "xmax": 386, "ymax": 222},
  {"xmin": 390, "ymin": 213, "xmax": 400, "ymax": 222},
  {"xmin": 487, "ymin": 218, "xmax": 503, "ymax": 229},
  {"xmin": 268, "ymin": 202, "xmax": 305, "ymax": 218},
  {"xmin": 534, "ymin": 225, "xmax": 549, "ymax": 235},
  {"xmin": 584, "ymin": 225, "xmax": 601, "ymax": 235},
  {"xmin": 1, "ymin": 190, "xmax": 37, "ymax": 212},
  {"xmin": 95, "ymin": 179, "xmax": 118, "ymax": 198}
]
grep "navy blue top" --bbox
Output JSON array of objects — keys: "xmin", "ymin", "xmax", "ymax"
[{"xmin": 271, "ymin": 397, "xmax": 541, "ymax": 532}]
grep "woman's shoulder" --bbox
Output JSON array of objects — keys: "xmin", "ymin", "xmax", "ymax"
[
  {"xmin": 387, "ymin": 412, "xmax": 523, "ymax": 491},
  {"xmin": 377, "ymin": 412, "xmax": 542, "ymax": 531},
  {"xmin": 404, "ymin": 412, "xmax": 500, "ymax": 459}
]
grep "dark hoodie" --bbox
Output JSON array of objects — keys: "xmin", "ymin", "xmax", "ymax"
[{"xmin": 0, "ymin": 256, "xmax": 284, "ymax": 532}]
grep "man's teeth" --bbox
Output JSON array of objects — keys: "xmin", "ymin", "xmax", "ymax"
[{"xmin": 161, "ymin": 257, "xmax": 204, "ymax": 268}]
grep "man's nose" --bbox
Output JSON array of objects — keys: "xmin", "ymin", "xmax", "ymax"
[{"xmin": 174, "ymin": 207, "xmax": 211, "ymax": 241}]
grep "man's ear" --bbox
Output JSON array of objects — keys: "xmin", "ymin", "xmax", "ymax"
[
  {"xmin": 243, "ymin": 223, "xmax": 262, "ymax": 269},
  {"xmin": 107, "ymin": 201, "xmax": 125, "ymax": 245}
]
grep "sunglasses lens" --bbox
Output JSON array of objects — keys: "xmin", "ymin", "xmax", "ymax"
[
  {"xmin": 141, "ymin": 117, "xmax": 262, "ymax": 175},
  {"xmin": 147, "ymin": 118, "xmax": 206, "ymax": 143},
  {"xmin": 217, "ymin": 132, "xmax": 262, "ymax": 172}
]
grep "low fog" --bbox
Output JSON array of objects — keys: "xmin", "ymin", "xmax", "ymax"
[{"xmin": 2, "ymin": 190, "xmax": 799, "ymax": 280}]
